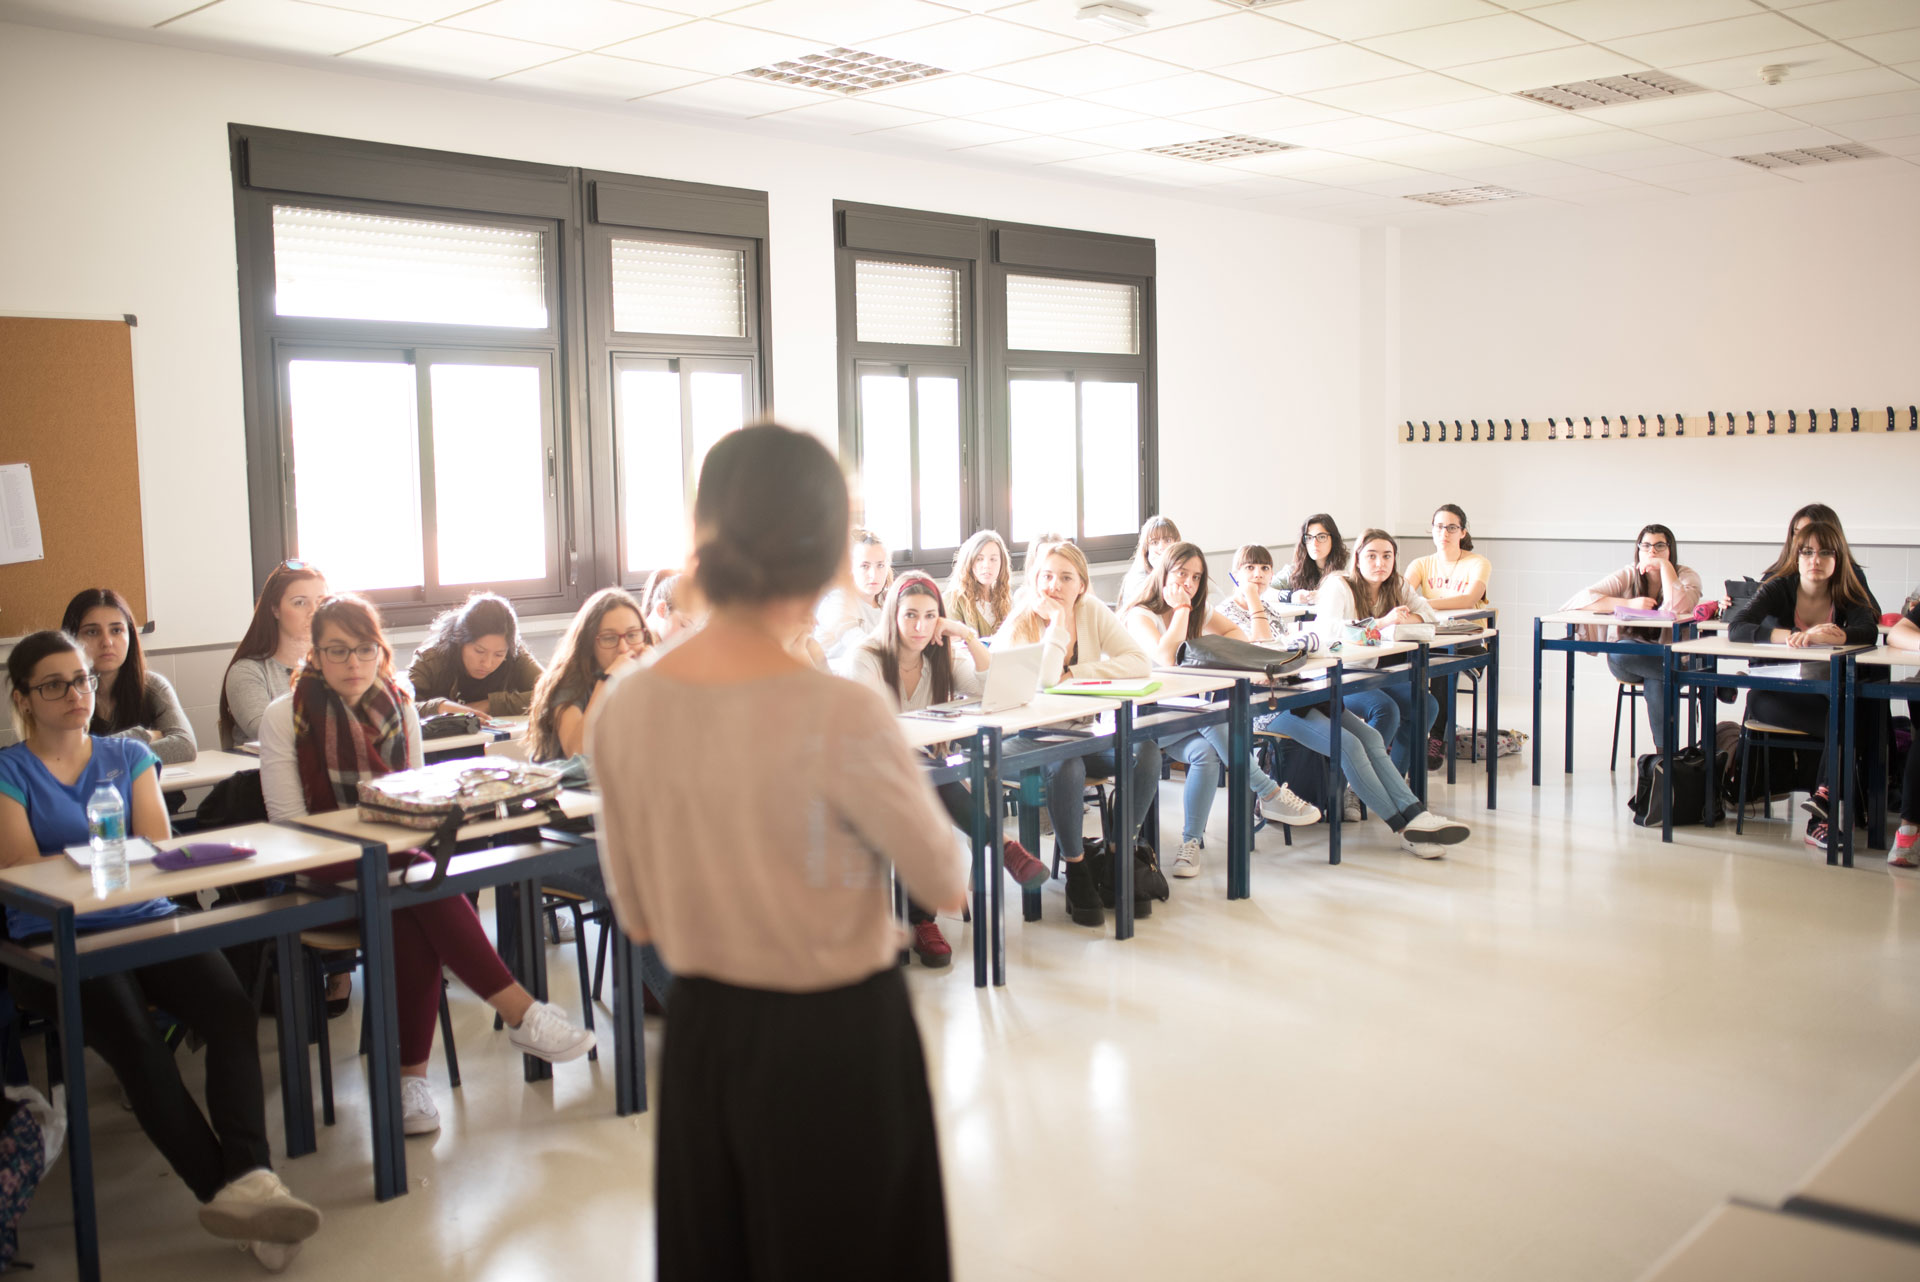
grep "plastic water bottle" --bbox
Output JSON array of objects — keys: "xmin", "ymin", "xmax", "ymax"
[{"xmin": 86, "ymin": 785, "xmax": 129, "ymax": 895}]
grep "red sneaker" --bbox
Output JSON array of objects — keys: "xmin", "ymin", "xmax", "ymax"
[
  {"xmin": 1002, "ymin": 840, "xmax": 1050, "ymax": 888},
  {"xmin": 910, "ymin": 921, "xmax": 952, "ymax": 967}
]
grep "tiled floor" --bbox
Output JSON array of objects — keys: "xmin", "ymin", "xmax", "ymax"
[{"xmin": 15, "ymin": 683, "xmax": 1920, "ymax": 1281}]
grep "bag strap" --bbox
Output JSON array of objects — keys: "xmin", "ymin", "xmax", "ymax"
[{"xmin": 400, "ymin": 802, "xmax": 468, "ymax": 895}]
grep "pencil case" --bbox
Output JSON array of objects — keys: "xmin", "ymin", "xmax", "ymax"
[{"xmin": 153, "ymin": 843, "xmax": 256, "ymax": 872}]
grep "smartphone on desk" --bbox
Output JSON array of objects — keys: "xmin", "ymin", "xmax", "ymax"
[{"xmin": 906, "ymin": 708, "xmax": 963, "ymax": 721}]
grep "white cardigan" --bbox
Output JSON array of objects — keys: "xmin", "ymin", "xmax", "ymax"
[
  {"xmin": 993, "ymin": 596, "xmax": 1150, "ymax": 688},
  {"xmin": 836, "ymin": 642, "xmax": 983, "ymax": 712},
  {"xmin": 1309, "ymin": 574, "xmax": 1438, "ymax": 670},
  {"xmin": 259, "ymin": 694, "xmax": 424, "ymax": 820}
]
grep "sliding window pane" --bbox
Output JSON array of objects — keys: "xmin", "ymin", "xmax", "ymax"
[
  {"xmin": 429, "ymin": 363, "xmax": 548, "ymax": 586},
  {"xmin": 688, "ymin": 370, "xmax": 746, "ymax": 490},
  {"xmin": 1080, "ymin": 381, "xmax": 1139, "ymax": 539},
  {"xmin": 272, "ymin": 206, "xmax": 547, "ymax": 328},
  {"xmin": 287, "ymin": 358, "xmax": 423, "ymax": 591},
  {"xmin": 916, "ymin": 376, "xmax": 962, "ymax": 550},
  {"xmin": 617, "ymin": 367, "xmax": 687, "ymax": 575},
  {"xmin": 1008, "ymin": 378, "xmax": 1076, "ymax": 544},
  {"xmin": 859, "ymin": 372, "xmax": 912, "ymax": 554}
]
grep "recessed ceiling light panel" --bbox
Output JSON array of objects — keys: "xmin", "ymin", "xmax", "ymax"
[
  {"xmin": 1516, "ymin": 71, "xmax": 1705, "ymax": 111},
  {"xmin": 1078, "ymin": 2, "xmax": 1151, "ymax": 35},
  {"xmin": 1212, "ymin": 0, "xmax": 1305, "ymax": 8},
  {"xmin": 1731, "ymin": 143, "xmax": 1885, "ymax": 168},
  {"xmin": 1404, "ymin": 185, "xmax": 1529, "ymax": 207},
  {"xmin": 1146, "ymin": 134, "xmax": 1297, "ymax": 161},
  {"xmin": 740, "ymin": 48, "xmax": 948, "ymax": 95}
]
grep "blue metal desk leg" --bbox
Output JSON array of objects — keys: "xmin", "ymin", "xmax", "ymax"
[
  {"xmin": 1444, "ymin": 670, "xmax": 1459, "ymax": 785},
  {"xmin": 1837, "ymin": 655, "xmax": 1854, "ymax": 868},
  {"xmin": 1661, "ymin": 646, "xmax": 1677, "ymax": 843},
  {"xmin": 1701, "ymin": 659, "xmax": 1721, "ymax": 827},
  {"xmin": 612, "ymin": 930, "xmax": 646, "ymax": 1116},
  {"xmin": 986, "ymin": 729, "xmax": 1006, "ymax": 987},
  {"xmin": 1410, "ymin": 644, "xmax": 1430, "ymax": 806},
  {"xmin": 1113, "ymin": 702, "xmax": 1136, "ymax": 941},
  {"xmin": 357, "ymin": 842, "xmax": 405, "ymax": 1200},
  {"xmin": 1328, "ymin": 663, "xmax": 1345, "ymax": 867},
  {"xmin": 1826, "ymin": 655, "xmax": 1845, "ymax": 868},
  {"xmin": 1486, "ymin": 632, "xmax": 1500, "ymax": 810},
  {"xmin": 1565, "ymin": 627, "xmax": 1577, "ymax": 775},
  {"xmin": 1228, "ymin": 678, "xmax": 1252, "ymax": 901},
  {"xmin": 53, "ymin": 908, "xmax": 99, "ymax": 1282},
  {"xmin": 511, "ymin": 881, "xmax": 554, "ymax": 1083},
  {"xmin": 1019, "ymin": 769, "xmax": 1043, "ymax": 924},
  {"xmin": 1531, "ymin": 618, "xmax": 1544, "ymax": 787},
  {"xmin": 274, "ymin": 931, "xmax": 317, "ymax": 1158},
  {"xmin": 968, "ymin": 730, "xmax": 989, "ymax": 990}
]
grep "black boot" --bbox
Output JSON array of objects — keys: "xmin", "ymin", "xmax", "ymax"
[{"xmin": 1063, "ymin": 857, "xmax": 1105, "ymax": 928}]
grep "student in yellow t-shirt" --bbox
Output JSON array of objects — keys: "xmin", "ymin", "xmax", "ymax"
[{"xmin": 1404, "ymin": 504, "xmax": 1491, "ymax": 611}]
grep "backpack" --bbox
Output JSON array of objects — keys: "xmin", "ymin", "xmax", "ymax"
[{"xmin": 1629, "ymin": 745, "xmax": 1724, "ymax": 828}]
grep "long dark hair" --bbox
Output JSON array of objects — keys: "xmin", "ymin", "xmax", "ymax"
[
  {"xmin": 1346, "ymin": 529, "xmax": 1410, "ymax": 619},
  {"xmin": 1779, "ymin": 519, "xmax": 1874, "ymax": 613},
  {"xmin": 1434, "ymin": 503, "xmax": 1474, "ymax": 552},
  {"xmin": 7, "ymin": 629, "xmax": 86, "ymax": 740},
  {"xmin": 527, "ymin": 588, "xmax": 645, "ymax": 763},
  {"xmin": 863, "ymin": 575, "xmax": 953, "ymax": 707},
  {"xmin": 1124, "ymin": 540, "xmax": 1210, "ymax": 643},
  {"xmin": 60, "ymin": 588, "xmax": 148, "ymax": 735},
  {"xmin": 1130, "ymin": 516, "xmax": 1180, "ymax": 576},
  {"xmin": 1765, "ymin": 503, "xmax": 1841, "ymax": 578},
  {"xmin": 1631, "ymin": 524, "xmax": 1681, "ymax": 598},
  {"xmin": 219, "ymin": 560, "xmax": 327, "ymax": 747},
  {"xmin": 416, "ymin": 592, "xmax": 524, "ymax": 664},
  {"xmin": 692, "ymin": 424, "xmax": 850, "ymax": 608},
  {"xmin": 1289, "ymin": 514, "xmax": 1347, "ymax": 591}
]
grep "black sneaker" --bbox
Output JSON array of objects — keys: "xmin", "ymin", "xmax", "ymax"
[
  {"xmin": 1063, "ymin": 857, "xmax": 1105, "ymax": 927},
  {"xmin": 1801, "ymin": 787, "xmax": 1830, "ymax": 823}
]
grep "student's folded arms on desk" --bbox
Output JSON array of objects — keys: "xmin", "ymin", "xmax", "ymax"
[
  {"xmin": 1561, "ymin": 523, "xmax": 1701, "ymax": 753},
  {"xmin": 63, "ymin": 587, "xmax": 197, "ymax": 764},
  {"xmin": 406, "ymin": 592, "xmax": 545, "ymax": 720}
]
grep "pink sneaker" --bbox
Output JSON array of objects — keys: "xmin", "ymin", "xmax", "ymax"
[{"xmin": 1890, "ymin": 830, "xmax": 1919, "ymax": 869}]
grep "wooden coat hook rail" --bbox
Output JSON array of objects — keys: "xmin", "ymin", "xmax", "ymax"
[{"xmin": 1401, "ymin": 405, "xmax": 1918, "ymax": 442}]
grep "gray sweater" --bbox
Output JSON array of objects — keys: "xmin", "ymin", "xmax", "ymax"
[
  {"xmin": 222, "ymin": 656, "xmax": 293, "ymax": 749},
  {"xmin": 97, "ymin": 671, "xmax": 197, "ymax": 765}
]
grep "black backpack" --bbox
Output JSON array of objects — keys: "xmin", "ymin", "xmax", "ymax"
[{"xmin": 1628, "ymin": 745, "xmax": 1724, "ymax": 829}]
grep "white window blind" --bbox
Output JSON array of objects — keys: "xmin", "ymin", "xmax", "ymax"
[
  {"xmin": 611, "ymin": 239, "xmax": 747, "ymax": 337},
  {"xmin": 1006, "ymin": 275, "xmax": 1138, "ymax": 354},
  {"xmin": 272, "ymin": 205, "xmax": 547, "ymax": 328},
  {"xmin": 855, "ymin": 260, "xmax": 960, "ymax": 346}
]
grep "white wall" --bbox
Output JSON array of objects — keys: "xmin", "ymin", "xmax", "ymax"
[
  {"xmin": 0, "ymin": 22, "xmax": 1374, "ymax": 653},
  {"xmin": 1392, "ymin": 182, "xmax": 1920, "ymax": 545}
]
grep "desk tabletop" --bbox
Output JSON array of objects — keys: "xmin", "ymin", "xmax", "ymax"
[
  {"xmin": 897, "ymin": 715, "xmax": 976, "ymax": 751},
  {"xmin": 1700, "ymin": 619, "xmax": 1895, "ymax": 637},
  {"xmin": 1854, "ymin": 645, "xmax": 1920, "ymax": 671},
  {"xmin": 157, "ymin": 750, "xmax": 261, "ymax": 792},
  {"xmin": 1438, "ymin": 606, "xmax": 1496, "ymax": 622},
  {"xmin": 0, "ymin": 822, "xmax": 362, "ymax": 914},
  {"xmin": 1539, "ymin": 609, "xmax": 1686, "ymax": 630},
  {"xmin": 292, "ymin": 789, "xmax": 599, "ymax": 854},
  {"xmin": 1797, "ymin": 1057, "xmax": 1920, "ymax": 1229},
  {"xmin": 1671, "ymin": 637, "xmax": 1869, "ymax": 662},
  {"xmin": 1430, "ymin": 627, "xmax": 1498, "ymax": 649},
  {"xmin": 1640, "ymin": 1202, "xmax": 1920, "ymax": 1281}
]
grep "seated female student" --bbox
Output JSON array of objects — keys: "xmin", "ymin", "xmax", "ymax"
[
  {"xmin": 1274, "ymin": 514, "xmax": 1348, "ymax": 605},
  {"xmin": 1405, "ymin": 505, "xmax": 1491, "ymax": 611},
  {"xmin": 838, "ymin": 575, "xmax": 1049, "ymax": 964},
  {"xmin": 1, "ymin": 631, "xmax": 321, "ymax": 1271},
  {"xmin": 944, "ymin": 529, "xmax": 1013, "ymax": 638},
  {"xmin": 261, "ymin": 594, "xmax": 594, "ymax": 1136},
  {"xmin": 406, "ymin": 592, "xmax": 544, "ymax": 721},
  {"xmin": 1728, "ymin": 518, "xmax": 1882, "ymax": 851},
  {"xmin": 813, "ymin": 528, "xmax": 891, "ymax": 665},
  {"xmin": 1721, "ymin": 503, "xmax": 1865, "ymax": 613},
  {"xmin": 994, "ymin": 539, "xmax": 1162, "ymax": 928},
  {"xmin": 1560, "ymin": 525, "xmax": 1701, "ymax": 753},
  {"xmin": 642, "ymin": 569, "xmax": 700, "ymax": 645},
  {"xmin": 1310, "ymin": 529, "xmax": 1441, "ymax": 773},
  {"xmin": 1885, "ymin": 600, "xmax": 1920, "ymax": 869},
  {"xmin": 219, "ymin": 560, "xmax": 327, "ymax": 749},
  {"xmin": 61, "ymin": 588, "xmax": 196, "ymax": 764},
  {"xmin": 1123, "ymin": 543, "xmax": 1321, "ymax": 878},
  {"xmin": 1219, "ymin": 544, "xmax": 1293, "ymax": 640},
  {"xmin": 1117, "ymin": 515, "xmax": 1181, "ymax": 609}
]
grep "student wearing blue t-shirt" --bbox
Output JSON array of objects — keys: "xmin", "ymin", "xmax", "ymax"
[{"xmin": 0, "ymin": 631, "xmax": 321, "ymax": 1271}]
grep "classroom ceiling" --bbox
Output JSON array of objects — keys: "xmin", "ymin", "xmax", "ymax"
[{"xmin": 9, "ymin": 0, "xmax": 1920, "ymax": 226}]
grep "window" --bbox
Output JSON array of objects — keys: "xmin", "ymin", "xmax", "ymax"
[
  {"xmin": 835, "ymin": 203, "xmax": 1155, "ymax": 569},
  {"xmin": 231, "ymin": 127, "xmax": 770, "ymax": 620}
]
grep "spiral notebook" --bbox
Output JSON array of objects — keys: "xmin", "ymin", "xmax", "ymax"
[{"xmin": 63, "ymin": 837, "xmax": 162, "ymax": 869}]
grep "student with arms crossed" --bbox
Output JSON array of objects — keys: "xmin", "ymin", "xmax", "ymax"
[
  {"xmin": 1560, "ymin": 524, "xmax": 1701, "ymax": 753},
  {"xmin": 406, "ymin": 592, "xmax": 544, "ymax": 720},
  {"xmin": 61, "ymin": 588, "xmax": 196, "ymax": 764},
  {"xmin": 219, "ymin": 561, "xmax": 327, "ymax": 749}
]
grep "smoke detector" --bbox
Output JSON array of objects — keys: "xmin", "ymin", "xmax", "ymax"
[{"xmin": 1759, "ymin": 63, "xmax": 1790, "ymax": 86}]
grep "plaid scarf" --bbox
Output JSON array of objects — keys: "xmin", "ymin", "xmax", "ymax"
[{"xmin": 291, "ymin": 666, "xmax": 410, "ymax": 814}]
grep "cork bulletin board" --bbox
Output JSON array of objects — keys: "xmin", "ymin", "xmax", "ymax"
[{"xmin": 0, "ymin": 316, "xmax": 148, "ymax": 638}]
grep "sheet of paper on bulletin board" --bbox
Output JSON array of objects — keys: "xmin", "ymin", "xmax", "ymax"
[{"xmin": 0, "ymin": 463, "xmax": 42, "ymax": 566}]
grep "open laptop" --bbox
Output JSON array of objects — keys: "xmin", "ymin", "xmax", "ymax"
[{"xmin": 933, "ymin": 643, "xmax": 1043, "ymax": 715}]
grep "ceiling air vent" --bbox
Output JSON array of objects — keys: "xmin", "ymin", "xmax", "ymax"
[
  {"xmin": 1516, "ymin": 71, "xmax": 1705, "ymax": 111},
  {"xmin": 1404, "ymin": 186, "xmax": 1528, "ymax": 207},
  {"xmin": 1147, "ymin": 135, "xmax": 1297, "ymax": 161},
  {"xmin": 1732, "ymin": 143, "xmax": 1886, "ymax": 168},
  {"xmin": 740, "ymin": 48, "xmax": 948, "ymax": 94}
]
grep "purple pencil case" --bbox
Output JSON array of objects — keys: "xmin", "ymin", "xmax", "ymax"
[{"xmin": 153, "ymin": 843, "xmax": 256, "ymax": 872}]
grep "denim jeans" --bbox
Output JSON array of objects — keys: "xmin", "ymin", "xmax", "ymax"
[
  {"xmin": 1161, "ymin": 732, "xmax": 1221, "ymax": 844},
  {"xmin": 1607, "ymin": 651, "xmax": 1669, "ymax": 752},
  {"xmin": 1258, "ymin": 707, "xmax": 1423, "ymax": 830},
  {"xmin": 1376, "ymin": 673, "xmax": 1440, "ymax": 773},
  {"xmin": 543, "ymin": 866, "xmax": 675, "ymax": 1002},
  {"xmin": 1045, "ymin": 741, "xmax": 1163, "ymax": 857}
]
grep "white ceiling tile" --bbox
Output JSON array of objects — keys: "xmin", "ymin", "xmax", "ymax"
[
  {"xmin": 1274, "ymin": 0, "xmax": 1500, "ymax": 41},
  {"xmin": 1576, "ymin": 142, "xmax": 1721, "ymax": 170},
  {"xmin": 1622, "ymin": 156, "xmax": 1764, "ymax": 185},
  {"xmin": 1268, "ymin": 116, "xmax": 1426, "ymax": 147},
  {"xmin": 495, "ymin": 52, "xmax": 710, "ymax": 96},
  {"xmin": 1835, "ymin": 110, "xmax": 1920, "ymax": 139},
  {"xmin": 1554, "ymin": 184, "xmax": 1675, "ymax": 206},
  {"xmin": 1654, "ymin": 170, "xmax": 1801, "ymax": 194},
  {"xmin": 160, "ymin": 0, "xmax": 410, "ymax": 53},
  {"xmin": 1865, "ymin": 130, "xmax": 1920, "ymax": 153},
  {"xmin": 856, "ymin": 72, "xmax": 1052, "ymax": 112},
  {"xmin": 641, "ymin": 75, "xmax": 831, "ymax": 114},
  {"xmin": 598, "ymin": 21, "xmax": 820, "ymax": 75},
  {"xmin": 990, "ymin": 0, "xmax": 1225, "ymax": 40},
  {"xmin": 951, "ymin": 135, "xmax": 1116, "ymax": 162},
  {"xmin": 1170, "ymin": 96, "xmax": 1348, "ymax": 134},
  {"xmin": 1107, "ymin": 12, "xmax": 1331, "ymax": 70},
  {"xmin": 1789, "ymin": 87, "xmax": 1920, "ymax": 121},
  {"xmin": 1081, "ymin": 71, "xmax": 1267, "ymax": 114},
  {"xmin": 294, "ymin": 0, "xmax": 469, "ymax": 17},
  {"xmin": 1336, "ymin": 134, "xmax": 1529, "ymax": 168},
  {"xmin": 1221, "ymin": 43, "xmax": 1412, "ymax": 94},
  {"xmin": 1666, "ymin": 42, "xmax": 1870, "ymax": 91},
  {"xmin": 1467, "ymin": 163, "xmax": 1634, "ymax": 191},
  {"xmin": 1608, "ymin": 14, "xmax": 1821, "ymax": 66},
  {"xmin": 754, "ymin": 97, "xmax": 937, "ymax": 131},
  {"xmin": 343, "ymin": 24, "xmax": 570, "ymax": 76},
  {"xmin": 720, "ymin": 0, "xmax": 962, "ymax": 46},
  {"xmin": 1047, "ymin": 151, "xmax": 1172, "ymax": 177},
  {"xmin": 1119, "ymin": 153, "xmax": 1255, "ymax": 185},
  {"xmin": 1446, "ymin": 44, "xmax": 1648, "ymax": 91},
  {"xmin": 1787, "ymin": 0, "xmax": 1920, "ymax": 40},
  {"xmin": 1264, "ymin": 157, "xmax": 1431, "ymax": 183},
  {"xmin": 857, "ymin": 15, "xmax": 1077, "ymax": 73},
  {"xmin": 1361, "ymin": 14, "xmax": 1577, "ymax": 70},
  {"xmin": 1060, "ymin": 117, "xmax": 1217, "ymax": 149},
  {"xmin": 1522, "ymin": 0, "xmax": 1760, "ymax": 42},
  {"xmin": 967, "ymin": 95, "xmax": 1145, "ymax": 132},
  {"xmin": 1580, "ymin": 90, "xmax": 1756, "ymax": 127},
  {"xmin": 641, "ymin": 0, "xmax": 761, "ymax": 13},
  {"xmin": 1300, "ymin": 72, "xmax": 1488, "ymax": 114},
  {"xmin": 1207, "ymin": 175, "xmax": 1326, "ymax": 197},
  {"xmin": 1217, "ymin": 146, "xmax": 1356, "ymax": 175},
  {"xmin": 441, "ymin": 0, "xmax": 686, "ymax": 50},
  {"xmin": 1379, "ymin": 93, "xmax": 1559, "ymax": 128},
  {"xmin": 1344, "ymin": 172, "xmax": 1461, "ymax": 195},
  {"xmin": 1454, "ymin": 112, "xmax": 1616, "ymax": 142},
  {"xmin": 2, "ymin": 0, "xmax": 215, "ymax": 22},
  {"xmin": 1728, "ymin": 66, "xmax": 1920, "ymax": 109},
  {"xmin": 1850, "ymin": 28, "xmax": 1920, "ymax": 63},
  {"xmin": 1640, "ymin": 108, "xmax": 1811, "ymax": 141},
  {"xmin": 1696, "ymin": 124, "xmax": 1854, "ymax": 153},
  {"xmin": 1510, "ymin": 128, "xmax": 1667, "ymax": 157},
  {"xmin": 869, "ymin": 116, "xmax": 1033, "ymax": 146},
  {"xmin": 981, "ymin": 45, "xmax": 1181, "ymax": 95}
]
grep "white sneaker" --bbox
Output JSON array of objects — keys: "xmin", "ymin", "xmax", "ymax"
[
  {"xmin": 401, "ymin": 1074, "xmax": 441, "ymax": 1136},
  {"xmin": 199, "ymin": 1169, "xmax": 322, "ymax": 1244},
  {"xmin": 1400, "ymin": 810, "xmax": 1471, "ymax": 850},
  {"xmin": 508, "ymin": 1000, "xmax": 596, "ymax": 1063},
  {"xmin": 549, "ymin": 914, "xmax": 577, "ymax": 944},
  {"xmin": 248, "ymin": 1240, "xmax": 302, "ymax": 1273},
  {"xmin": 1342, "ymin": 788, "xmax": 1363, "ymax": 823},
  {"xmin": 1171, "ymin": 838, "xmax": 1202, "ymax": 878},
  {"xmin": 1259, "ymin": 785, "xmax": 1321, "ymax": 826},
  {"xmin": 1400, "ymin": 834, "xmax": 1447, "ymax": 859}
]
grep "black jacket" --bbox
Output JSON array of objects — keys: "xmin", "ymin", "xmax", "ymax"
[{"xmin": 1728, "ymin": 572, "xmax": 1880, "ymax": 646}]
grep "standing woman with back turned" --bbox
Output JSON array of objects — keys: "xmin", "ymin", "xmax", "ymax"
[{"xmin": 593, "ymin": 425, "xmax": 964, "ymax": 1279}]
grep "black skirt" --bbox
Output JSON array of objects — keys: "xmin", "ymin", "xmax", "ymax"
[{"xmin": 657, "ymin": 967, "xmax": 951, "ymax": 1282}]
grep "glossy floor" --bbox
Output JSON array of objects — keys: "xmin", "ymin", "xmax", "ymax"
[{"xmin": 17, "ymin": 719, "xmax": 1920, "ymax": 1280}]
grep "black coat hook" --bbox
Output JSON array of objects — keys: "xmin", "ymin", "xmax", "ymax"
[
  {"xmin": 1422, "ymin": 420, "xmax": 1431, "ymax": 441},
  {"xmin": 1582, "ymin": 416, "xmax": 1593, "ymax": 439},
  {"xmin": 1503, "ymin": 418, "xmax": 1513, "ymax": 441},
  {"xmin": 1470, "ymin": 419, "xmax": 1480, "ymax": 441},
  {"xmin": 1519, "ymin": 418, "xmax": 1529, "ymax": 440},
  {"xmin": 1909, "ymin": 405, "xmax": 1916, "ymax": 431},
  {"xmin": 1746, "ymin": 410, "xmax": 1755, "ymax": 435},
  {"xmin": 1674, "ymin": 411, "xmax": 1684, "ymax": 436},
  {"xmin": 1850, "ymin": 407, "xmax": 1859, "ymax": 433},
  {"xmin": 1707, "ymin": 411, "xmax": 1717, "ymax": 436},
  {"xmin": 1787, "ymin": 409, "xmax": 1797, "ymax": 434},
  {"xmin": 1405, "ymin": 420, "xmax": 1415, "ymax": 442},
  {"xmin": 1453, "ymin": 419, "xmax": 1464, "ymax": 441},
  {"xmin": 1657, "ymin": 414, "xmax": 1667, "ymax": 437},
  {"xmin": 1767, "ymin": 410, "xmax": 1776, "ymax": 434},
  {"xmin": 1829, "ymin": 407, "xmax": 1839, "ymax": 433},
  {"xmin": 1637, "ymin": 413, "xmax": 1648, "ymax": 438}
]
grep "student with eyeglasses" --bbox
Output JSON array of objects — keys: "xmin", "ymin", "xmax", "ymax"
[
  {"xmin": 1404, "ymin": 505, "xmax": 1490, "ymax": 611},
  {"xmin": 1729, "ymin": 519, "xmax": 1883, "ymax": 851},
  {"xmin": 259, "ymin": 594, "xmax": 595, "ymax": 1137},
  {"xmin": 1560, "ymin": 524, "xmax": 1701, "ymax": 753},
  {"xmin": 1275, "ymin": 514, "xmax": 1348, "ymax": 606},
  {"xmin": 59, "ymin": 588, "xmax": 197, "ymax": 765},
  {"xmin": 406, "ymin": 592, "xmax": 544, "ymax": 721},
  {"xmin": 1, "ymin": 631, "xmax": 323, "ymax": 1270},
  {"xmin": 219, "ymin": 560, "xmax": 328, "ymax": 749},
  {"xmin": 526, "ymin": 588, "xmax": 650, "ymax": 764}
]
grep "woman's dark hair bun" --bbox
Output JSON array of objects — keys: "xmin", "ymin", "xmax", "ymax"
[
  {"xmin": 693, "ymin": 535, "xmax": 772, "ymax": 604},
  {"xmin": 692, "ymin": 424, "xmax": 849, "ymax": 608}
]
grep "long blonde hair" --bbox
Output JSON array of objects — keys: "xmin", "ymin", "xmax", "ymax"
[
  {"xmin": 1001, "ymin": 539, "xmax": 1092, "ymax": 645},
  {"xmin": 946, "ymin": 530, "xmax": 1012, "ymax": 626}
]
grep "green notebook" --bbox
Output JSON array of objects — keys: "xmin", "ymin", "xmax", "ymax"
[{"xmin": 1045, "ymin": 677, "xmax": 1163, "ymax": 698}]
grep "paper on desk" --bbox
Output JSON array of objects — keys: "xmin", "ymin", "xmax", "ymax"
[
  {"xmin": 63, "ymin": 837, "xmax": 161, "ymax": 869},
  {"xmin": 0, "ymin": 463, "xmax": 44, "ymax": 567}
]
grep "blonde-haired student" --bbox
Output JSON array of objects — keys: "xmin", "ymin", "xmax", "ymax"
[{"xmin": 944, "ymin": 529, "xmax": 1012, "ymax": 637}]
